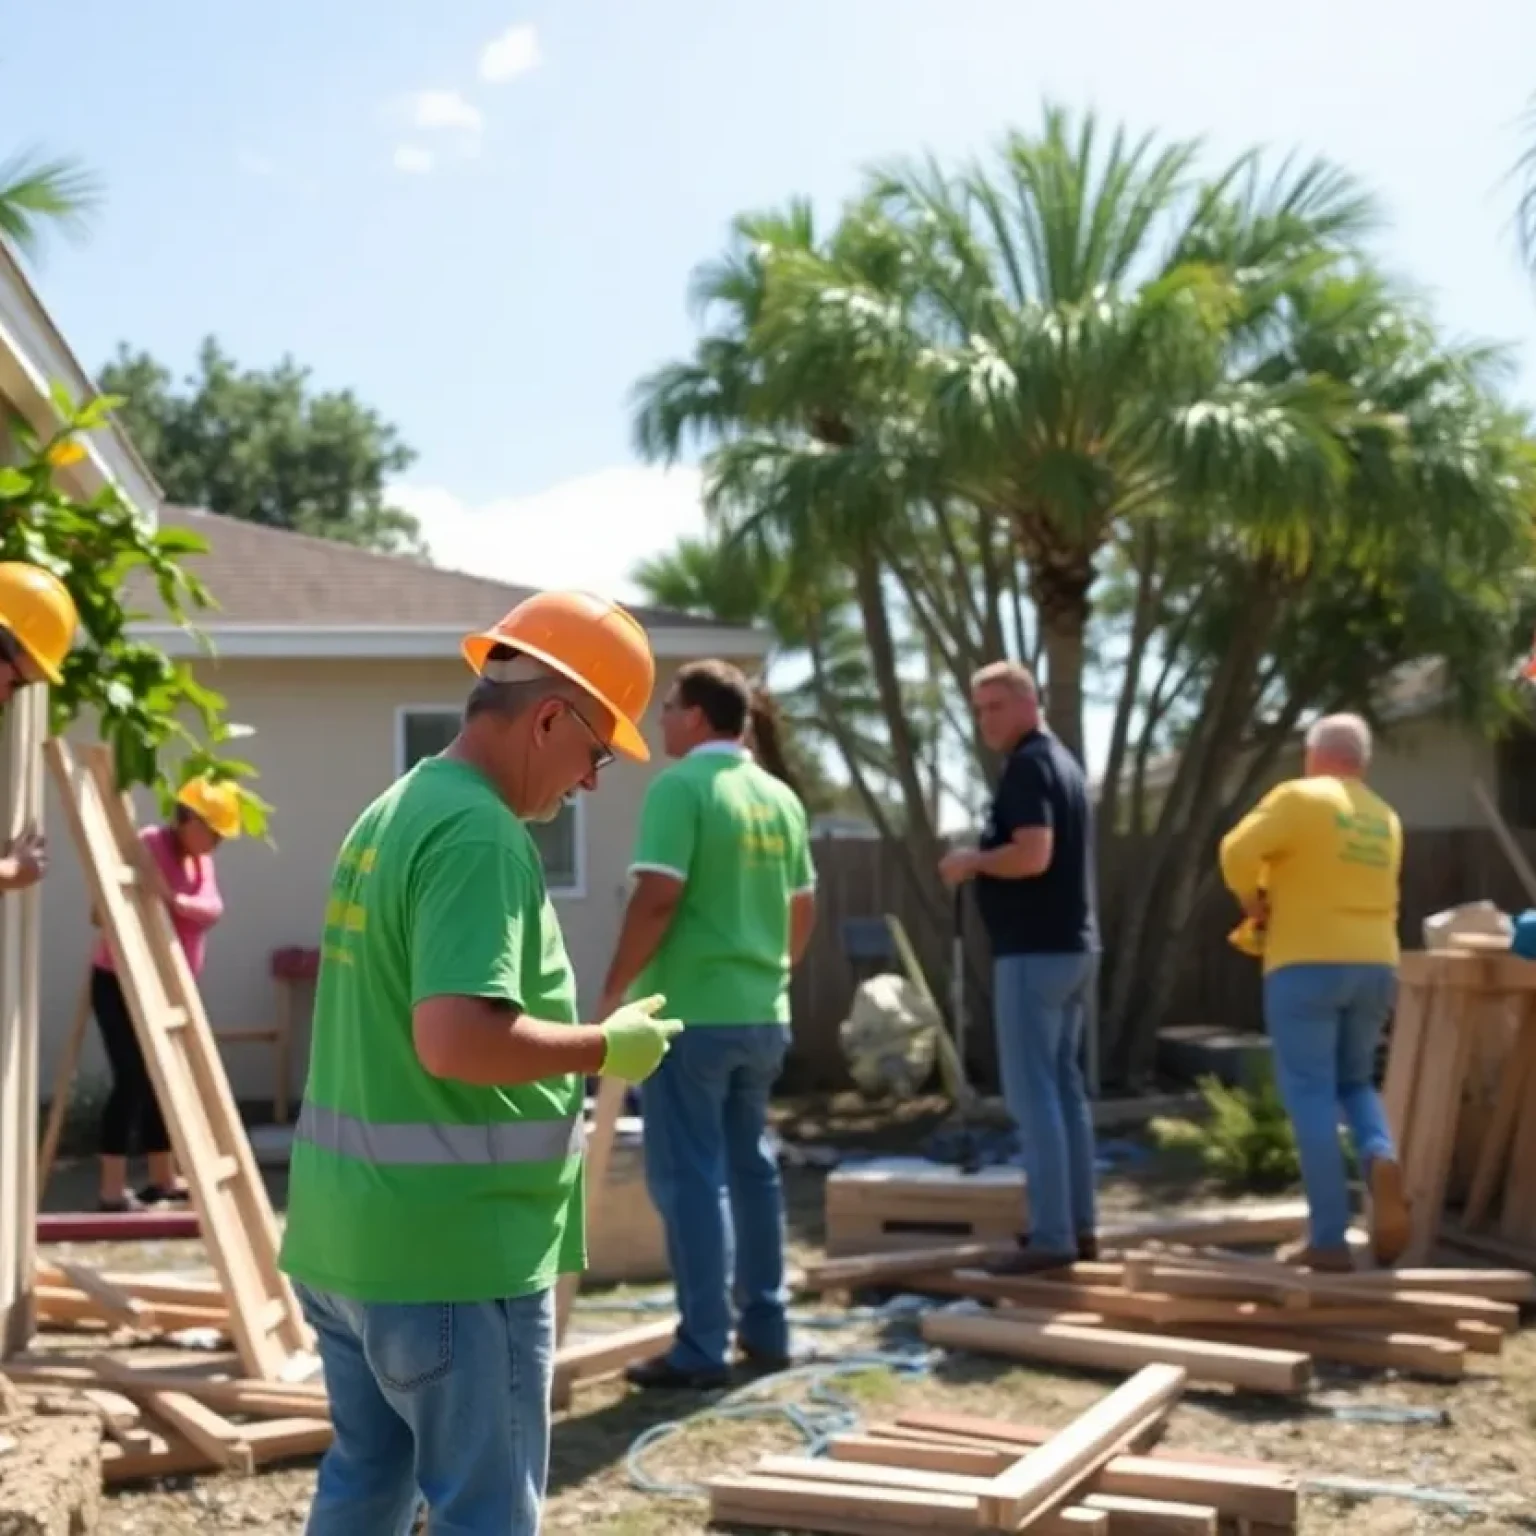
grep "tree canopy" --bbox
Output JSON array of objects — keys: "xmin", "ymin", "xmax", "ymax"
[
  {"xmin": 633, "ymin": 104, "xmax": 1536, "ymax": 1081},
  {"xmin": 99, "ymin": 339, "xmax": 424, "ymax": 555}
]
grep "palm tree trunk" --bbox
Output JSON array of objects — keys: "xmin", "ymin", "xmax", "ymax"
[{"xmin": 1024, "ymin": 533, "xmax": 1096, "ymax": 767}]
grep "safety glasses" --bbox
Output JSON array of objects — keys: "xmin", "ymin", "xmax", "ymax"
[{"xmin": 565, "ymin": 702, "xmax": 615, "ymax": 774}]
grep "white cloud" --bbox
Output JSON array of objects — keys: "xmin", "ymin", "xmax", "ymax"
[
  {"xmin": 479, "ymin": 23, "xmax": 542, "ymax": 83},
  {"xmin": 237, "ymin": 150, "xmax": 275, "ymax": 177},
  {"xmin": 391, "ymin": 465, "xmax": 709, "ymax": 601},
  {"xmin": 393, "ymin": 144, "xmax": 435, "ymax": 175},
  {"xmin": 410, "ymin": 89, "xmax": 484, "ymax": 134}
]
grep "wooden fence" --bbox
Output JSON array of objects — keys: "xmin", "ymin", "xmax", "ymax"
[{"xmin": 784, "ymin": 827, "xmax": 1536, "ymax": 1091}]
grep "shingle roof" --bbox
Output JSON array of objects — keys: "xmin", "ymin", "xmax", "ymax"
[{"xmin": 129, "ymin": 505, "xmax": 729, "ymax": 632}]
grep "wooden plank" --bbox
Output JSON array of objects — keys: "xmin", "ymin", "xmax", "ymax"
[
  {"xmin": 555, "ymin": 1075, "xmax": 626, "ymax": 1341},
  {"xmin": 36, "ymin": 964, "xmax": 93, "ymax": 1192},
  {"xmin": 920, "ymin": 1311, "xmax": 1311, "ymax": 1395},
  {"xmin": 46, "ymin": 1261, "xmax": 149, "ymax": 1327},
  {"xmin": 1400, "ymin": 977, "xmax": 1477, "ymax": 1263},
  {"xmin": 888, "ymin": 1415, "xmax": 1299, "ymax": 1525},
  {"xmin": 552, "ymin": 1315, "xmax": 675, "ymax": 1406},
  {"xmin": 802, "ymin": 1241, "xmax": 1010, "ymax": 1292},
  {"xmin": 977, "ymin": 1363, "xmax": 1187, "ymax": 1528},
  {"xmin": 828, "ymin": 1433, "xmax": 1015, "ymax": 1476},
  {"xmin": 45, "ymin": 740, "xmax": 311, "ymax": 1381},
  {"xmin": 139, "ymin": 1389, "xmax": 254, "ymax": 1474},
  {"xmin": 1468, "ymin": 1019, "xmax": 1536, "ymax": 1222},
  {"xmin": 1498, "ymin": 1033, "xmax": 1536, "ymax": 1246},
  {"xmin": 101, "ymin": 1426, "xmax": 218, "ymax": 1483},
  {"xmin": 1381, "ymin": 973, "xmax": 1428, "ymax": 1139},
  {"xmin": 3, "ymin": 1355, "xmax": 328, "ymax": 1418},
  {"xmin": 1084, "ymin": 1493, "xmax": 1218, "ymax": 1536},
  {"xmin": 1173, "ymin": 1323, "xmax": 1464, "ymax": 1380},
  {"xmin": 709, "ymin": 1473, "xmax": 1106, "ymax": 1536},
  {"xmin": 1095, "ymin": 1202, "xmax": 1309, "ymax": 1253},
  {"xmin": 0, "ymin": 686, "xmax": 45, "ymax": 1360}
]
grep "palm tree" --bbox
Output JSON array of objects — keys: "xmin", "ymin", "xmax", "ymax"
[
  {"xmin": 854, "ymin": 107, "xmax": 1379, "ymax": 761},
  {"xmin": 0, "ymin": 147, "xmax": 100, "ymax": 262}
]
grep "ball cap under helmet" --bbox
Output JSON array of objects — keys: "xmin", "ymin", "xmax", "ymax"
[{"xmin": 461, "ymin": 590, "xmax": 655, "ymax": 763}]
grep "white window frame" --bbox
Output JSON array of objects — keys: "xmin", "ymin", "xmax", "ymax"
[{"xmin": 392, "ymin": 704, "xmax": 587, "ymax": 899}]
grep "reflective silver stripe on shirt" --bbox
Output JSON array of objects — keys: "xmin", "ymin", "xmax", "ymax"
[{"xmin": 296, "ymin": 1102, "xmax": 585, "ymax": 1166}]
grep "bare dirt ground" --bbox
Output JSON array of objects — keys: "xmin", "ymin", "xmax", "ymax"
[{"xmin": 35, "ymin": 1094, "xmax": 1536, "ymax": 1535}]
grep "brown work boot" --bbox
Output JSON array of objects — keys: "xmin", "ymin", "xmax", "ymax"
[
  {"xmin": 1275, "ymin": 1239, "xmax": 1355, "ymax": 1273},
  {"xmin": 1367, "ymin": 1157, "xmax": 1411, "ymax": 1268}
]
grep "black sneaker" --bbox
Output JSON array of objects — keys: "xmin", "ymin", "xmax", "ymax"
[
  {"xmin": 98, "ymin": 1193, "xmax": 146, "ymax": 1214},
  {"xmin": 136, "ymin": 1183, "xmax": 191, "ymax": 1207},
  {"xmin": 624, "ymin": 1356, "xmax": 730, "ymax": 1392}
]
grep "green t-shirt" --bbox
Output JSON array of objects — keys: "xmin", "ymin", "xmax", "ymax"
[
  {"xmin": 630, "ymin": 746, "xmax": 814, "ymax": 1025},
  {"xmin": 278, "ymin": 756, "xmax": 586, "ymax": 1304}
]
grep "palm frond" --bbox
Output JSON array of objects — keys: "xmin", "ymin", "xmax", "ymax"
[{"xmin": 0, "ymin": 148, "xmax": 102, "ymax": 260}]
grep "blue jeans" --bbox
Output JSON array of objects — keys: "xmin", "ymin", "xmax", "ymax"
[
  {"xmin": 641, "ymin": 1023, "xmax": 791, "ymax": 1374},
  {"xmin": 295, "ymin": 1282, "xmax": 553, "ymax": 1536},
  {"xmin": 1263, "ymin": 962, "xmax": 1398, "ymax": 1251},
  {"xmin": 993, "ymin": 953, "xmax": 1099, "ymax": 1254}
]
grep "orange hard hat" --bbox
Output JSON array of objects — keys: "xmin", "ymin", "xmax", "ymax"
[
  {"xmin": 0, "ymin": 562, "xmax": 78, "ymax": 684},
  {"xmin": 462, "ymin": 591, "xmax": 655, "ymax": 762},
  {"xmin": 176, "ymin": 777, "xmax": 244, "ymax": 840}
]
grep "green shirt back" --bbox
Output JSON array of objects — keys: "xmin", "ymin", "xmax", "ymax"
[
  {"xmin": 630, "ymin": 746, "xmax": 814, "ymax": 1025},
  {"xmin": 278, "ymin": 756, "xmax": 586, "ymax": 1304}
]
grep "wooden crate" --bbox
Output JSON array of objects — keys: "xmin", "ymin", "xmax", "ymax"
[
  {"xmin": 825, "ymin": 1157, "xmax": 1027, "ymax": 1256},
  {"xmin": 585, "ymin": 1116, "xmax": 669, "ymax": 1284}
]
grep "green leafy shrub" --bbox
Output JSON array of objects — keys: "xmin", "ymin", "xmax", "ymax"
[
  {"xmin": 1150, "ymin": 1063, "xmax": 1302, "ymax": 1193},
  {"xmin": 1, "ymin": 386, "xmax": 270, "ymax": 829}
]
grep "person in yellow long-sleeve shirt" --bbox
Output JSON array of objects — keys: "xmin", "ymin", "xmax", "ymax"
[{"xmin": 1219, "ymin": 712, "xmax": 1411, "ymax": 1272}]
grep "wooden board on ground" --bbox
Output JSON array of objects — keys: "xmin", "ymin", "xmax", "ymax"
[
  {"xmin": 711, "ymin": 1382, "xmax": 1302, "ymax": 1536},
  {"xmin": 46, "ymin": 739, "xmax": 311, "ymax": 1382}
]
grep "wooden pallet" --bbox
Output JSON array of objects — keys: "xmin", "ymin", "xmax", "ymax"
[
  {"xmin": 45, "ymin": 740, "xmax": 311, "ymax": 1382},
  {"xmin": 1386, "ymin": 950, "xmax": 1536, "ymax": 1264},
  {"xmin": 825, "ymin": 1159, "xmax": 1027, "ymax": 1255}
]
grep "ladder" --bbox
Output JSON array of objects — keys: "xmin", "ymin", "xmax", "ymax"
[{"xmin": 46, "ymin": 740, "xmax": 312, "ymax": 1381}]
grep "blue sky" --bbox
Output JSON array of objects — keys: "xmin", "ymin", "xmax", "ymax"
[{"xmin": 9, "ymin": 0, "xmax": 1536, "ymax": 772}]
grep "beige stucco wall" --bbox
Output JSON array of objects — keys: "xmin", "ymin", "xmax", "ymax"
[{"xmin": 37, "ymin": 652, "xmax": 732, "ymax": 1108}]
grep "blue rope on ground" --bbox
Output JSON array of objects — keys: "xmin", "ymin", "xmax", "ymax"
[{"xmin": 624, "ymin": 1341, "xmax": 938, "ymax": 1499}]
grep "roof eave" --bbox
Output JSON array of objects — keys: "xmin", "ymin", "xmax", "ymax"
[
  {"xmin": 128, "ymin": 622, "xmax": 774, "ymax": 662},
  {"xmin": 0, "ymin": 243, "xmax": 162, "ymax": 519}
]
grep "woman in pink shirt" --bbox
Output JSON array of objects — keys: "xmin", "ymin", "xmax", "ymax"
[{"xmin": 91, "ymin": 778, "xmax": 242, "ymax": 1211}]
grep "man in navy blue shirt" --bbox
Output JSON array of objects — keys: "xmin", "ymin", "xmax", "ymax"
[{"xmin": 939, "ymin": 660, "xmax": 1100, "ymax": 1274}]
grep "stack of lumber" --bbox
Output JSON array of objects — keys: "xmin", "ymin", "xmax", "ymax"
[
  {"xmin": 3, "ymin": 1350, "xmax": 333, "ymax": 1484},
  {"xmin": 1384, "ymin": 950, "xmax": 1536, "ymax": 1267},
  {"xmin": 708, "ymin": 1363, "xmax": 1303, "ymax": 1535},
  {"xmin": 18, "ymin": 1258, "xmax": 677, "ymax": 1485},
  {"xmin": 803, "ymin": 1201, "xmax": 1533, "ymax": 1391}
]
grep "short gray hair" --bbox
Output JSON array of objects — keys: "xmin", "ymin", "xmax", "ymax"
[
  {"xmin": 971, "ymin": 659, "xmax": 1038, "ymax": 696},
  {"xmin": 1305, "ymin": 712, "xmax": 1372, "ymax": 769},
  {"xmin": 465, "ymin": 651, "xmax": 587, "ymax": 724}
]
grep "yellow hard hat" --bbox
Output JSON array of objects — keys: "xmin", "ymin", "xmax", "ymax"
[
  {"xmin": 0, "ymin": 562, "xmax": 79, "ymax": 684},
  {"xmin": 461, "ymin": 590, "xmax": 655, "ymax": 763},
  {"xmin": 176, "ymin": 777, "xmax": 244, "ymax": 841}
]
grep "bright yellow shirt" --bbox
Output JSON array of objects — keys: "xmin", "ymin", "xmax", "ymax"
[{"xmin": 1218, "ymin": 776, "xmax": 1402, "ymax": 973}]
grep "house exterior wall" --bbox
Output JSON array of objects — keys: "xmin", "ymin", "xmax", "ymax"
[{"xmin": 37, "ymin": 652, "xmax": 743, "ymax": 1108}]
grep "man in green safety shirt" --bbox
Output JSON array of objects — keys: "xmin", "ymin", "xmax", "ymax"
[
  {"xmin": 280, "ymin": 591, "xmax": 684, "ymax": 1536},
  {"xmin": 598, "ymin": 659, "xmax": 816, "ymax": 1391}
]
